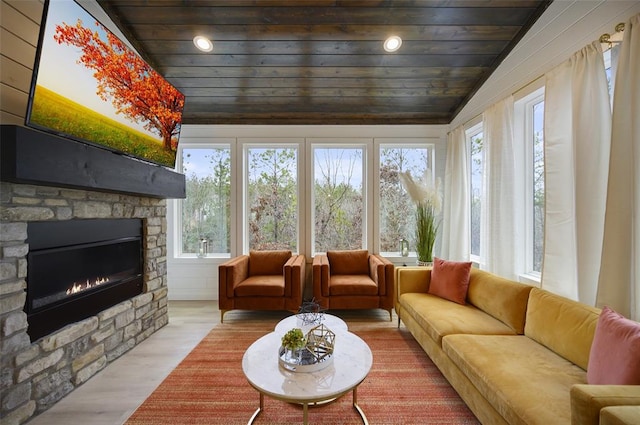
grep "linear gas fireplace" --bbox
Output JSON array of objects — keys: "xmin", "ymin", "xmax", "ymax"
[{"xmin": 26, "ymin": 218, "xmax": 143, "ymax": 341}]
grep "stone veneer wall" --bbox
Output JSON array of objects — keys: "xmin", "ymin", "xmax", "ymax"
[{"xmin": 0, "ymin": 182, "xmax": 169, "ymax": 425}]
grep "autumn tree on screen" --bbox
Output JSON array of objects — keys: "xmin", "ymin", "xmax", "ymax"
[{"xmin": 54, "ymin": 20, "xmax": 184, "ymax": 150}]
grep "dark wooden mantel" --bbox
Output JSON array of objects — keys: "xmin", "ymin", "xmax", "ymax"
[{"xmin": 0, "ymin": 125, "xmax": 185, "ymax": 199}]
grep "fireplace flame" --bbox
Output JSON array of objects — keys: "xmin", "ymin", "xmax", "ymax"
[{"xmin": 66, "ymin": 276, "xmax": 110, "ymax": 295}]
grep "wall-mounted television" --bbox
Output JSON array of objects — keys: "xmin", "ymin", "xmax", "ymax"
[{"xmin": 25, "ymin": 0, "xmax": 185, "ymax": 169}]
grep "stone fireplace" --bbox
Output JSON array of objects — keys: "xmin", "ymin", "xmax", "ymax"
[
  {"xmin": 0, "ymin": 183, "xmax": 169, "ymax": 424},
  {"xmin": 0, "ymin": 125, "xmax": 185, "ymax": 424}
]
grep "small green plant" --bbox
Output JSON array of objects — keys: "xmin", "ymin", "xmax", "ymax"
[{"xmin": 281, "ymin": 328, "xmax": 306, "ymax": 351}]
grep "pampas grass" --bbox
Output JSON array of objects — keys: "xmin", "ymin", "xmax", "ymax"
[{"xmin": 399, "ymin": 170, "xmax": 442, "ymax": 263}]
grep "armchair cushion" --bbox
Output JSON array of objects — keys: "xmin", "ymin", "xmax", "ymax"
[
  {"xmin": 327, "ymin": 249, "xmax": 369, "ymax": 275},
  {"xmin": 330, "ymin": 275, "xmax": 378, "ymax": 296},
  {"xmin": 235, "ymin": 275, "xmax": 285, "ymax": 297},
  {"xmin": 249, "ymin": 250, "xmax": 292, "ymax": 276}
]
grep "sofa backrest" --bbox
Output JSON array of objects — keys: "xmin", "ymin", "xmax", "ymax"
[
  {"xmin": 467, "ymin": 268, "xmax": 533, "ymax": 334},
  {"xmin": 248, "ymin": 250, "xmax": 292, "ymax": 276},
  {"xmin": 524, "ymin": 288, "xmax": 600, "ymax": 370}
]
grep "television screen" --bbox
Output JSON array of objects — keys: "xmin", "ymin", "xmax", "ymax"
[{"xmin": 25, "ymin": 0, "xmax": 185, "ymax": 169}]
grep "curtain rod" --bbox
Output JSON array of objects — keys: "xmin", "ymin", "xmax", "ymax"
[{"xmin": 600, "ymin": 22, "xmax": 625, "ymax": 51}]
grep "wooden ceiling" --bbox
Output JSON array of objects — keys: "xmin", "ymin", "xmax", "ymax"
[{"xmin": 97, "ymin": 0, "xmax": 551, "ymax": 125}]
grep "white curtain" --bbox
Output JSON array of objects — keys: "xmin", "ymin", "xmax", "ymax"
[
  {"xmin": 598, "ymin": 13, "xmax": 640, "ymax": 321},
  {"xmin": 441, "ymin": 125, "xmax": 470, "ymax": 261},
  {"xmin": 542, "ymin": 41, "xmax": 611, "ymax": 304},
  {"xmin": 481, "ymin": 96, "xmax": 517, "ymax": 279}
]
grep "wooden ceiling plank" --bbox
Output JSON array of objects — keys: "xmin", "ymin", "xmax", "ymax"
[
  {"xmin": 110, "ymin": 6, "xmax": 539, "ymax": 26},
  {"xmin": 143, "ymin": 40, "xmax": 510, "ymax": 56},
  {"xmin": 162, "ymin": 66, "xmax": 487, "ymax": 79}
]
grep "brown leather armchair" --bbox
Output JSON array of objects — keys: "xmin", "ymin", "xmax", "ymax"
[
  {"xmin": 218, "ymin": 250, "xmax": 305, "ymax": 323},
  {"xmin": 312, "ymin": 249, "xmax": 394, "ymax": 320}
]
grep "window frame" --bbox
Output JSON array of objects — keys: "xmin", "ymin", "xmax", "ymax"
[
  {"xmin": 241, "ymin": 139, "xmax": 303, "ymax": 255},
  {"xmin": 175, "ymin": 142, "xmax": 233, "ymax": 258},
  {"xmin": 308, "ymin": 139, "xmax": 369, "ymax": 256},
  {"xmin": 515, "ymin": 86, "xmax": 545, "ymax": 281},
  {"xmin": 466, "ymin": 121, "xmax": 484, "ymax": 266},
  {"xmin": 375, "ymin": 139, "xmax": 436, "ymax": 258}
]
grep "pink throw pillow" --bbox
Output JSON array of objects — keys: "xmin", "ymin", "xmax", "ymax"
[
  {"xmin": 428, "ymin": 257, "xmax": 472, "ymax": 305},
  {"xmin": 587, "ymin": 306, "xmax": 640, "ymax": 385}
]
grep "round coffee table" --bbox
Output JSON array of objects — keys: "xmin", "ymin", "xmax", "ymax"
[{"xmin": 242, "ymin": 330, "xmax": 372, "ymax": 424}]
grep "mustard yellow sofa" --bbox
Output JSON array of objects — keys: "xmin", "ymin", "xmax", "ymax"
[{"xmin": 395, "ymin": 266, "xmax": 640, "ymax": 425}]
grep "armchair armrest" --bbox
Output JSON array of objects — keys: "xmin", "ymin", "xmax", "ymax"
[
  {"xmin": 571, "ymin": 384, "xmax": 640, "ymax": 425},
  {"xmin": 312, "ymin": 255, "xmax": 330, "ymax": 301},
  {"xmin": 218, "ymin": 255, "xmax": 249, "ymax": 306},
  {"xmin": 370, "ymin": 254, "xmax": 394, "ymax": 297},
  {"xmin": 284, "ymin": 254, "xmax": 306, "ymax": 300}
]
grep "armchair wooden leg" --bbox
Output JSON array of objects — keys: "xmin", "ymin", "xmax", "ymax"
[
  {"xmin": 220, "ymin": 310, "xmax": 228, "ymax": 323},
  {"xmin": 387, "ymin": 308, "xmax": 393, "ymax": 322}
]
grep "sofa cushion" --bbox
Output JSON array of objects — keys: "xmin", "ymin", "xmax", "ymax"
[
  {"xmin": 443, "ymin": 334, "xmax": 587, "ymax": 425},
  {"xmin": 399, "ymin": 292, "xmax": 517, "ymax": 346},
  {"xmin": 428, "ymin": 257, "xmax": 472, "ymax": 304},
  {"xmin": 524, "ymin": 288, "xmax": 600, "ymax": 370},
  {"xmin": 327, "ymin": 250, "xmax": 369, "ymax": 275},
  {"xmin": 587, "ymin": 306, "xmax": 640, "ymax": 385},
  {"xmin": 249, "ymin": 250, "xmax": 291, "ymax": 276},
  {"xmin": 600, "ymin": 406, "xmax": 640, "ymax": 425},
  {"xmin": 467, "ymin": 268, "xmax": 533, "ymax": 335}
]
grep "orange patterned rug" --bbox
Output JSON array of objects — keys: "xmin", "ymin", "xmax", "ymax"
[{"xmin": 125, "ymin": 312, "xmax": 479, "ymax": 425}]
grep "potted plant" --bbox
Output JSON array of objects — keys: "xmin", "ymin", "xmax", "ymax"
[
  {"xmin": 399, "ymin": 170, "xmax": 442, "ymax": 266},
  {"xmin": 281, "ymin": 328, "xmax": 307, "ymax": 362}
]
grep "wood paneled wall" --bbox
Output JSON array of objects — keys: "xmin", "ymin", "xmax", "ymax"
[{"xmin": 0, "ymin": 0, "xmax": 42, "ymax": 125}]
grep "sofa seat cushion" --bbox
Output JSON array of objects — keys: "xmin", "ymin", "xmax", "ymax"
[
  {"xmin": 600, "ymin": 406, "xmax": 640, "ymax": 425},
  {"xmin": 235, "ymin": 275, "xmax": 285, "ymax": 297},
  {"xmin": 399, "ymin": 293, "xmax": 517, "ymax": 346},
  {"xmin": 443, "ymin": 334, "xmax": 587, "ymax": 425},
  {"xmin": 330, "ymin": 275, "xmax": 378, "ymax": 296}
]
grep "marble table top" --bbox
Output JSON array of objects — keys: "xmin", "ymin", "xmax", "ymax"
[{"xmin": 242, "ymin": 330, "xmax": 372, "ymax": 403}]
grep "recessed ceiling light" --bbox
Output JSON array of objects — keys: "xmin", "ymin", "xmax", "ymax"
[
  {"xmin": 193, "ymin": 35, "xmax": 213, "ymax": 52},
  {"xmin": 383, "ymin": 35, "xmax": 402, "ymax": 53}
]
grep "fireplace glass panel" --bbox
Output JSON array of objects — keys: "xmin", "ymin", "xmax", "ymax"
[{"xmin": 28, "ymin": 238, "xmax": 141, "ymax": 312}]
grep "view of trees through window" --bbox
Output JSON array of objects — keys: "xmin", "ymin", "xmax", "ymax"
[
  {"xmin": 379, "ymin": 146, "xmax": 432, "ymax": 254},
  {"xmin": 247, "ymin": 147, "xmax": 298, "ymax": 251},
  {"xmin": 181, "ymin": 147, "xmax": 231, "ymax": 255},
  {"xmin": 532, "ymin": 101, "xmax": 545, "ymax": 273},
  {"xmin": 313, "ymin": 147, "xmax": 363, "ymax": 252},
  {"xmin": 469, "ymin": 131, "xmax": 484, "ymax": 258}
]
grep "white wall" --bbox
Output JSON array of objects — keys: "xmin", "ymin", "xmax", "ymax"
[{"xmin": 167, "ymin": 124, "xmax": 448, "ymax": 300}]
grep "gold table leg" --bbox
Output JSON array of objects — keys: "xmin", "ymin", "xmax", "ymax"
[
  {"xmin": 247, "ymin": 392, "xmax": 263, "ymax": 425},
  {"xmin": 353, "ymin": 387, "xmax": 369, "ymax": 425}
]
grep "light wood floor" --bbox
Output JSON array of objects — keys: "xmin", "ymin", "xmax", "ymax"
[{"xmin": 28, "ymin": 301, "xmax": 219, "ymax": 425}]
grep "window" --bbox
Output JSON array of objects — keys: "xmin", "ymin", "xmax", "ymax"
[
  {"xmin": 516, "ymin": 87, "xmax": 545, "ymax": 277},
  {"xmin": 468, "ymin": 125, "xmax": 483, "ymax": 261},
  {"xmin": 245, "ymin": 146, "xmax": 299, "ymax": 251},
  {"xmin": 313, "ymin": 146, "xmax": 364, "ymax": 252},
  {"xmin": 531, "ymin": 99, "xmax": 545, "ymax": 273},
  {"xmin": 378, "ymin": 145, "xmax": 434, "ymax": 254},
  {"xmin": 180, "ymin": 147, "xmax": 231, "ymax": 255}
]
